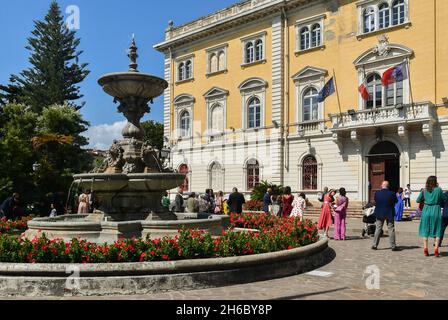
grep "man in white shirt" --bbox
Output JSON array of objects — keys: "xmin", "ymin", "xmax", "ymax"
[{"xmin": 404, "ymin": 184, "xmax": 412, "ymax": 208}]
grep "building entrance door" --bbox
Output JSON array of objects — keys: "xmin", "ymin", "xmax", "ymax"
[{"xmin": 368, "ymin": 141, "xmax": 400, "ymax": 203}]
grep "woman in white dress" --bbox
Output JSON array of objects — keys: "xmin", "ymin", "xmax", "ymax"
[{"xmin": 291, "ymin": 192, "xmax": 306, "ymax": 221}]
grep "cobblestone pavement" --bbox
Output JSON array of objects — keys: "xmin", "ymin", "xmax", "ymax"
[{"xmin": 9, "ymin": 220, "xmax": 448, "ymax": 300}]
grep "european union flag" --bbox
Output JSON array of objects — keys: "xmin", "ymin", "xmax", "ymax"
[{"xmin": 318, "ymin": 77, "xmax": 335, "ymax": 103}]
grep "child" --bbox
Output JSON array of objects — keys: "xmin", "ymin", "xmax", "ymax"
[
  {"xmin": 49, "ymin": 203, "xmax": 57, "ymax": 218},
  {"xmin": 222, "ymin": 199, "xmax": 229, "ymax": 215}
]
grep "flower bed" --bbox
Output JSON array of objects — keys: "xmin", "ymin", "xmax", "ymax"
[
  {"xmin": 0, "ymin": 217, "xmax": 32, "ymax": 234},
  {"xmin": 0, "ymin": 213, "xmax": 318, "ymax": 263},
  {"xmin": 242, "ymin": 199, "xmax": 264, "ymax": 211}
]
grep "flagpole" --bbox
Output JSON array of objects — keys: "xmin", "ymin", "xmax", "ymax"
[
  {"xmin": 332, "ymin": 69, "xmax": 343, "ymax": 123},
  {"xmin": 406, "ymin": 57, "xmax": 416, "ymax": 118}
]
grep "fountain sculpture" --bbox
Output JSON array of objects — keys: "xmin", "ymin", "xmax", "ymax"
[{"xmin": 25, "ymin": 39, "xmax": 226, "ymax": 242}]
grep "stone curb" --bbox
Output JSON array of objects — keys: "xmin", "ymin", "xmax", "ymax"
[{"xmin": 0, "ymin": 238, "xmax": 331, "ymax": 297}]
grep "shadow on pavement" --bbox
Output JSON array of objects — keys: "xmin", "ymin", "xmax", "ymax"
[{"xmin": 270, "ymin": 287, "xmax": 349, "ymax": 300}]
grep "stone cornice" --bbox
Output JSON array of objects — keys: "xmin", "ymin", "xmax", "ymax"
[{"xmin": 154, "ymin": 0, "xmax": 315, "ymax": 52}]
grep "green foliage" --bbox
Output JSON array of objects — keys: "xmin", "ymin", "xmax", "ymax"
[
  {"xmin": 0, "ymin": 1, "xmax": 89, "ymax": 112},
  {"xmin": 0, "ymin": 104, "xmax": 38, "ymax": 204},
  {"xmin": 0, "ymin": 104, "xmax": 93, "ymax": 214},
  {"xmin": 250, "ymin": 181, "xmax": 285, "ymax": 201},
  {"xmin": 141, "ymin": 120, "xmax": 164, "ymax": 151}
]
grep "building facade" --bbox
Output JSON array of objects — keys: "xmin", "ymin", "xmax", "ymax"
[{"xmin": 154, "ymin": 0, "xmax": 448, "ymax": 203}]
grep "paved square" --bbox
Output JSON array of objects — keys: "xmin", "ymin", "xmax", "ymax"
[{"xmin": 15, "ymin": 219, "xmax": 447, "ymax": 300}]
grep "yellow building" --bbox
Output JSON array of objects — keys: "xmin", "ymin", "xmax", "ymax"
[{"xmin": 155, "ymin": 0, "xmax": 448, "ymax": 203}]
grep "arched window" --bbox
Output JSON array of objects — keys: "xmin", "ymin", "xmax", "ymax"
[
  {"xmin": 178, "ymin": 62, "xmax": 185, "ymax": 81},
  {"xmin": 210, "ymin": 103, "xmax": 223, "ymax": 133},
  {"xmin": 247, "ymin": 97, "xmax": 261, "ymax": 128},
  {"xmin": 392, "ymin": 0, "xmax": 405, "ymax": 25},
  {"xmin": 245, "ymin": 42, "xmax": 254, "ymax": 64},
  {"xmin": 210, "ymin": 162, "xmax": 223, "ymax": 191},
  {"xmin": 255, "ymin": 39, "xmax": 263, "ymax": 61},
  {"xmin": 363, "ymin": 7, "xmax": 376, "ymax": 33},
  {"xmin": 386, "ymin": 79, "xmax": 404, "ymax": 106},
  {"xmin": 209, "ymin": 54, "xmax": 218, "ymax": 73},
  {"xmin": 179, "ymin": 110, "xmax": 190, "ymax": 137},
  {"xmin": 300, "ymin": 27, "xmax": 310, "ymax": 50},
  {"xmin": 246, "ymin": 159, "xmax": 260, "ymax": 190},
  {"xmin": 302, "ymin": 88, "xmax": 319, "ymax": 121},
  {"xmin": 218, "ymin": 51, "xmax": 226, "ymax": 71},
  {"xmin": 379, "ymin": 3, "xmax": 390, "ymax": 29},
  {"xmin": 366, "ymin": 73, "xmax": 383, "ymax": 109},
  {"xmin": 302, "ymin": 156, "xmax": 317, "ymax": 190},
  {"xmin": 178, "ymin": 164, "xmax": 189, "ymax": 192},
  {"xmin": 311, "ymin": 24, "xmax": 321, "ymax": 47},
  {"xmin": 185, "ymin": 60, "xmax": 192, "ymax": 79}
]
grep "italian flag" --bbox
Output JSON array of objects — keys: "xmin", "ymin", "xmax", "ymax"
[{"xmin": 358, "ymin": 77, "xmax": 370, "ymax": 101}]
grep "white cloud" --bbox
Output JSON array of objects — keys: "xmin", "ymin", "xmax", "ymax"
[{"xmin": 83, "ymin": 120, "xmax": 126, "ymax": 150}]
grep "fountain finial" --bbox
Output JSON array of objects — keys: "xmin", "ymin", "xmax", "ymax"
[{"xmin": 128, "ymin": 35, "xmax": 138, "ymax": 72}]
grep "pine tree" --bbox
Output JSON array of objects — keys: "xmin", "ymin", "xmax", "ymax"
[{"xmin": 0, "ymin": 1, "xmax": 89, "ymax": 113}]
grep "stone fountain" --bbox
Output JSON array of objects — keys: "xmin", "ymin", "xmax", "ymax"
[{"xmin": 25, "ymin": 39, "xmax": 226, "ymax": 243}]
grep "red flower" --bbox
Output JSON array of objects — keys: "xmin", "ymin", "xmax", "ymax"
[
  {"xmin": 150, "ymin": 250, "xmax": 156, "ymax": 256},
  {"xmin": 139, "ymin": 252, "xmax": 146, "ymax": 262},
  {"xmin": 162, "ymin": 255, "xmax": 169, "ymax": 260}
]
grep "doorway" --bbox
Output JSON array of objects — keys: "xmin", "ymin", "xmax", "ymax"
[{"xmin": 368, "ymin": 141, "xmax": 400, "ymax": 202}]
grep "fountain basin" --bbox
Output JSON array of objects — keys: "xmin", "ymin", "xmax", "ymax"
[
  {"xmin": 72, "ymin": 173, "xmax": 185, "ymax": 220},
  {"xmin": 98, "ymin": 72, "xmax": 168, "ymax": 100},
  {"xmin": 73, "ymin": 173, "xmax": 185, "ymax": 192},
  {"xmin": 25, "ymin": 214, "xmax": 228, "ymax": 243}
]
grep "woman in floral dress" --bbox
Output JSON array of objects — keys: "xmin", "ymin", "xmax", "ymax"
[
  {"xmin": 318, "ymin": 189, "xmax": 335, "ymax": 237},
  {"xmin": 291, "ymin": 192, "xmax": 306, "ymax": 221}
]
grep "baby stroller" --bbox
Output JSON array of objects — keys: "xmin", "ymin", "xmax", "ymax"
[{"xmin": 361, "ymin": 203, "xmax": 377, "ymax": 237}]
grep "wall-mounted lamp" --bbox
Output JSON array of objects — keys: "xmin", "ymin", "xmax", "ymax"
[
  {"xmin": 347, "ymin": 109, "xmax": 356, "ymax": 116},
  {"xmin": 229, "ymin": 126, "xmax": 236, "ymax": 132},
  {"xmin": 272, "ymin": 120, "xmax": 279, "ymax": 129},
  {"xmin": 443, "ymin": 97, "xmax": 448, "ymax": 105},
  {"xmin": 395, "ymin": 103, "xmax": 404, "ymax": 110}
]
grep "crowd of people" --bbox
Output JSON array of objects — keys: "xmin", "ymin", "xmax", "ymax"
[
  {"xmin": 168, "ymin": 187, "xmax": 247, "ymax": 217},
  {"xmin": 4, "ymin": 174, "xmax": 448, "ymax": 259}
]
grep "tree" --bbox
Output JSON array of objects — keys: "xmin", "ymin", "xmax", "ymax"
[
  {"xmin": 0, "ymin": 1, "xmax": 89, "ymax": 113},
  {"xmin": 0, "ymin": 104, "xmax": 38, "ymax": 207},
  {"xmin": 141, "ymin": 120, "xmax": 164, "ymax": 151},
  {"xmin": 250, "ymin": 181, "xmax": 285, "ymax": 201},
  {"xmin": 0, "ymin": 103, "xmax": 93, "ymax": 215}
]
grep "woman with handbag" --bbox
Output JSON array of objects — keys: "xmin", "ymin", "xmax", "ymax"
[{"xmin": 334, "ymin": 188, "xmax": 349, "ymax": 241}]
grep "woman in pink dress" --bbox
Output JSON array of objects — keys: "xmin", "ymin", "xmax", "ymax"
[
  {"xmin": 282, "ymin": 186, "xmax": 294, "ymax": 218},
  {"xmin": 318, "ymin": 189, "xmax": 335, "ymax": 237},
  {"xmin": 334, "ymin": 188, "xmax": 349, "ymax": 240},
  {"xmin": 77, "ymin": 191, "xmax": 89, "ymax": 214}
]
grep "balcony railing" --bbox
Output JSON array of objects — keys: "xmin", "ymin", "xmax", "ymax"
[
  {"xmin": 296, "ymin": 120, "xmax": 326, "ymax": 137},
  {"xmin": 330, "ymin": 102, "xmax": 436, "ymax": 130}
]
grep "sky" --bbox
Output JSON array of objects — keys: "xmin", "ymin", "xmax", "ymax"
[{"xmin": 0, "ymin": 0, "xmax": 238, "ymax": 149}]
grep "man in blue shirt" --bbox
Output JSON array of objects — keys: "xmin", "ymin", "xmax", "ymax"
[{"xmin": 263, "ymin": 188, "xmax": 272, "ymax": 213}]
